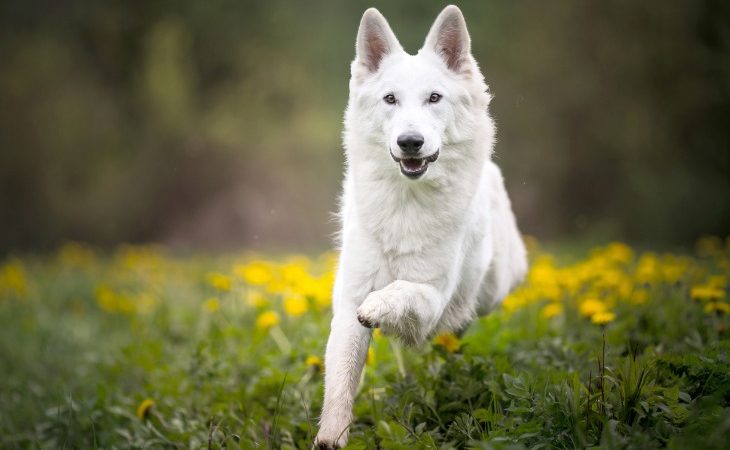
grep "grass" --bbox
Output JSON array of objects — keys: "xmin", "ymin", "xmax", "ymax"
[{"xmin": 0, "ymin": 238, "xmax": 729, "ymax": 449}]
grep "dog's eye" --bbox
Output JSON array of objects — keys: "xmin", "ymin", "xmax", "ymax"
[
  {"xmin": 383, "ymin": 94, "xmax": 397, "ymax": 104},
  {"xmin": 429, "ymin": 93, "xmax": 442, "ymax": 103}
]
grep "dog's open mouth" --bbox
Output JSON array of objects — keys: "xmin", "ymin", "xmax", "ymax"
[{"xmin": 390, "ymin": 150, "xmax": 439, "ymax": 179}]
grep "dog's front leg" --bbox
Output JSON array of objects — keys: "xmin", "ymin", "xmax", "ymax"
[
  {"xmin": 314, "ymin": 306, "xmax": 370, "ymax": 449},
  {"xmin": 356, "ymin": 280, "xmax": 446, "ymax": 346}
]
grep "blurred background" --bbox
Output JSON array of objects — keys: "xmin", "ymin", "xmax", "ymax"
[{"xmin": 0, "ymin": 0, "xmax": 728, "ymax": 254}]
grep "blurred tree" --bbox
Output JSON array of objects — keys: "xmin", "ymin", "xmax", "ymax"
[{"xmin": 0, "ymin": 0, "xmax": 727, "ymax": 252}]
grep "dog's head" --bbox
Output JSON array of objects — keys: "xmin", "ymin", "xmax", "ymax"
[{"xmin": 345, "ymin": 5, "xmax": 493, "ymax": 181}]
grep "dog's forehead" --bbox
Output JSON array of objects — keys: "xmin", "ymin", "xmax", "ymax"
[{"xmin": 379, "ymin": 53, "xmax": 450, "ymax": 91}]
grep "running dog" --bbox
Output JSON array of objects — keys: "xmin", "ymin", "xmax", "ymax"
[{"xmin": 315, "ymin": 5, "xmax": 528, "ymax": 448}]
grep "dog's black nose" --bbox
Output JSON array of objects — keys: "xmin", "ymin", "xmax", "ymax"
[{"xmin": 397, "ymin": 132, "xmax": 424, "ymax": 155}]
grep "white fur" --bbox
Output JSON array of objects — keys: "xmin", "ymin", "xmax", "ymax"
[{"xmin": 314, "ymin": 6, "xmax": 527, "ymax": 449}]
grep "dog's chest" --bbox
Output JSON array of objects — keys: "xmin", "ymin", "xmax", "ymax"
[{"xmin": 355, "ymin": 179, "xmax": 467, "ymax": 255}]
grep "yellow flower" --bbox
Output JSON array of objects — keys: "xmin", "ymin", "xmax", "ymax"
[
  {"xmin": 280, "ymin": 262, "xmax": 311, "ymax": 293},
  {"xmin": 256, "ymin": 310, "xmax": 280, "ymax": 330},
  {"xmin": 235, "ymin": 261, "xmax": 273, "ymax": 286},
  {"xmin": 605, "ymin": 242, "xmax": 634, "ymax": 264},
  {"xmin": 529, "ymin": 256, "xmax": 558, "ymax": 286},
  {"xmin": 95, "ymin": 285, "xmax": 118, "ymax": 313},
  {"xmin": 579, "ymin": 298, "xmax": 607, "ymax": 317},
  {"xmin": 541, "ymin": 302, "xmax": 563, "ymax": 319},
  {"xmin": 283, "ymin": 294, "xmax": 308, "ymax": 317},
  {"xmin": 136, "ymin": 398, "xmax": 155, "ymax": 420},
  {"xmin": 207, "ymin": 273, "xmax": 232, "ymax": 292},
  {"xmin": 312, "ymin": 275, "xmax": 333, "ymax": 309},
  {"xmin": 367, "ymin": 347, "xmax": 375, "ymax": 365},
  {"xmin": 433, "ymin": 332, "xmax": 460, "ymax": 352},
  {"xmin": 502, "ymin": 290, "xmax": 528, "ymax": 312},
  {"xmin": 704, "ymin": 302, "xmax": 730, "ymax": 315},
  {"xmin": 305, "ymin": 355, "xmax": 323, "ymax": 371},
  {"xmin": 373, "ymin": 328, "xmax": 383, "ymax": 340},
  {"xmin": 0, "ymin": 259, "xmax": 29, "ymax": 299},
  {"xmin": 245, "ymin": 290, "xmax": 267, "ymax": 308},
  {"xmin": 265, "ymin": 279, "xmax": 287, "ymax": 295},
  {"xmin": 635, "ymin": 253, "xmax": 659, "ymax": 284},
  {"xmin": 203, "ymin": 297, "xmax": 220, "ymax": 312},
  {"xmin": 690, "ymin": 285, "xmax": 725, "ymax": 301},
  {"xmin": 591, "ymin": 311, "xmax": 616, "ymax": 325},
  {"xmin": 708, "ymin": 275, "xmax": 727, "ymax": 289}
]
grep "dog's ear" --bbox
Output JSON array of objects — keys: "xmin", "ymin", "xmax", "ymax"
[
  {"xmin": 354, "ymin": 8, "xmax": 402, "ymax": 74},
  {"xmin": 423, "ymin": 5, "xmax": 472, "ymax": 73}
]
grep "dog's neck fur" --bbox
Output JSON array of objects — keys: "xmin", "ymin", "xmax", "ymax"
[{"xmin": 345, "ymin": 134, "xmax": 491, "ymax": 256}]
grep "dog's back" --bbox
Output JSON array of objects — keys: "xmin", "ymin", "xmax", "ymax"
[{"xmin": 477, "ymin": 160, "xmax": 528, "ymax": 314}]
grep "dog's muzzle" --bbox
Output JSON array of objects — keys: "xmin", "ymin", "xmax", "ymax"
[{"xmin": 390, "ymin": 149, "xmax": 439, "ymax": 179}]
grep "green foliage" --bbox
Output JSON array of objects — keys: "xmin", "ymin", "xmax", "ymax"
[{"xmin": 0, "ymin": 242, "xmax": 729, "ymax": 448}]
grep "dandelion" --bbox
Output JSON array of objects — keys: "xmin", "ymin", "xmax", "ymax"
[
  {"xmin": 367, "ymin": 347, "xmax": 375, "ymax": 365},
  {"xmin": 305, "ymin": 355, "xmax": 323, "ymax": 371},
  {"xmin": 661, "ymin": 258, "xmax": 688, "ymax": 284},
  {"xmin": 235, "ymin": 260, "xmax": 273, "ymax": 286},
  {"xmin": 115, "ymin": 292, "xmax": 137, "ymax": 314},
  {"xmin": 591, "ymin": 311, "xmax": 616, "ymax": 325},
  {"xmin": 207, "ymin": 273, "xmax": 232, "ymax": 293},
  {"xmin": 95, "ymin": 285, "xmax": 118, "ymax": 313},
  {"xmin": 502, "ymin": 290, "xmax": 528, "ymax": 312},
  {"xmin": 265, "ymin": 278, "xmax": 287, "ymax": 295},
  {"xmin": 283, "ymin": 294, "xmax": 308, "ymax": 317},
  {"xmin": 312, "ymin": 275, "xmax": 333, "ymax": 308},
  {"xmin": 136, "ymin": 398, "xmax": 155, "ymax": 420},
  {"xmin": 635, "ymin": 253, "xmax": 659, "ymax": 284},
  {"xmin": 373, "ymin": 328, "xmax": 383, "ymax": 340},
  {"xmin": 256, "ymin": 310, "xmax": 280, "ymax": 330},
  {"xmin": 0, "ymin": 259, "xmax": 28, "ymax": 299},
  {"xmin": 529, "ymin": 256, "xmax": 558, "ymax": 286},
  {"xmin": 433, "ymin": 332, "xmax": 460, "ymax": 352},
  {"xmin": 203, "ymin": 297, "xmax": 220, "ymax": 312},
  {"xmin": 541, "ymin": 302, "xmax": 563, "ymax": 319},
  {"xmin": 690, "ymin": 285, "xmax": 725, "ymax": 302},
  {"xmin": 579, "ymin": 298, "xmax": 607, "ymax": 317},
  {"xmin": 280, "ymin": 262, "xmax": 312, "ymax": 293},
  {"xmin": 704, "ymin": 302, "xmax": 730, "ymax": 315},
  {"xmin": 245, "ymin": 290, "xmax": 267, "ymax": 308},
  {"xmin": 707, "ymin": 275, "xmax": 727, "ymax": 289},
  {"xmin": 605, "ymin": 242, "xmax": 634, "ymax": 264}
]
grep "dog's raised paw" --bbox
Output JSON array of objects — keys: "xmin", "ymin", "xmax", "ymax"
[
  {"xmin": 313, "ymin": 437, "xmax": 341, "ymax": 450},
  {"xmin": 357, "ymin": 313, "xmax": 377, "ymax": 329}
]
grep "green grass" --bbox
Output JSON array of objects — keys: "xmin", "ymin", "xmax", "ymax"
[{"xmin": 0, "ymin": 242, "xmax": 728, "ymax": 449}]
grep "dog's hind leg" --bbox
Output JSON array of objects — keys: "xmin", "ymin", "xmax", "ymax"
[{"xmin": 314, "ymin": 306, "xmax": 371, "ymax": 449}]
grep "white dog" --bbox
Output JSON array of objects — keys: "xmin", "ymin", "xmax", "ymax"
[{"xmin": 315, "ymin": 5, "xmax": 528, "ymax": 448}]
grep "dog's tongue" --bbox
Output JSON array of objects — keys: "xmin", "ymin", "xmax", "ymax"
[{"xmin": 402, "ymin": 158, "xmax": 424, "ymax": 170}]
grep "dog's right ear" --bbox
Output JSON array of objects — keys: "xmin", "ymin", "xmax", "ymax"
[{"xmin": 353, "ymin": 8, "xmax": 402, "ymax": 77}]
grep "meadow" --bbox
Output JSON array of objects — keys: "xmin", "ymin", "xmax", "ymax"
[{"xmin": 0, "ymin": 237, "xmax": 729, "ymax": 449}]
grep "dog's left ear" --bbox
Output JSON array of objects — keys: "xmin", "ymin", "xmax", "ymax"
[{"xmin": 423, "ymin": 5, "xmax": 472, "ymax": 73}]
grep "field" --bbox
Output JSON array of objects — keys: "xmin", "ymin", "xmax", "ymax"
[{"xmin": 1, "ymin": 238, "xmax": 729, "ymax": 449}]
